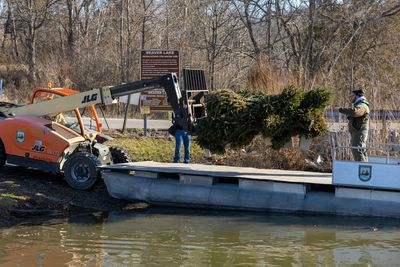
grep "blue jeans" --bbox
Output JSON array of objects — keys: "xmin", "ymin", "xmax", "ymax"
[{"xmin": 174, "ymin": 129, "xmax": 191, "ymax": 163}]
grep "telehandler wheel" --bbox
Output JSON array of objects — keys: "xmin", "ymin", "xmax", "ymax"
[
  {"xmin": 109, "ymin": 147, "xmax": 132, "ymax": 163},
  {"xmin": 0, "ymin": 140, "xmax": 6, "ymax": 168},
  {"xmin": 64, "ymin": 152, "xmax": 100, "ymax": 190}
]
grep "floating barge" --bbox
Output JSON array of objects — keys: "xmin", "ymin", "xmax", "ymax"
[{"xmin": 100, "ymin": 146, "xmax": 400, "ymax": 218}]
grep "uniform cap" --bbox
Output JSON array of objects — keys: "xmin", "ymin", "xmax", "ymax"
[{"xmin": 351, "ymin": 88, "xmax": 365, "ymax": 96}]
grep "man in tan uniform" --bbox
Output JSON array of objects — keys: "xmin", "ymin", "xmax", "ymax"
[{"xmin": 339, "ymin": 89, "xmax": 370, "ymax": 162}]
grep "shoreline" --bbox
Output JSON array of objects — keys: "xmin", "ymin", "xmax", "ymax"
[{"xmin": 0, "ymin": 165, "xmax": 140, "ymax": 227}]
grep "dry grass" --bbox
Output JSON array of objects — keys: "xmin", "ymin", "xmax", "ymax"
[
  {"xmin": 0, "ymin": 64, "xmax": 29, "ymax": 76},
  {"xmin": 104, "ymin": 129, "xmax": 206, "ymax": 163},
  {"xmin": 211, "ymin": 135, "xmax": 327, "ymax": 172},
  {"xmin": 106, "ymin": 137, "xmax": 206, "ymax": 163},
  {"xmin": 247, "ymin": 57, "xmax": 297, "ymax": 94},
  {"xmin": 105, "ymin": 130, "xmax": 329, "ymax": 172}
]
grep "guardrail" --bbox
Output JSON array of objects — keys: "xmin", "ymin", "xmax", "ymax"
[
  {"xmin": 325, "ymin": 109, "xmax": 400, "ymax": 121},
  {"xmin": 333, "ymin": 143, "xmax": 400, "ymax": 163}
]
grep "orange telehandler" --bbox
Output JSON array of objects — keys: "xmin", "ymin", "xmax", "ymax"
[{"xmin": 0, "ymin": 73, "xmax": 191, "ymax": 190}]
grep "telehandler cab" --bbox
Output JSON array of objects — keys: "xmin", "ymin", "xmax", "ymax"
[{"xmin": 0, "ymin": 73, "xmax": 191, "ymax": 190}]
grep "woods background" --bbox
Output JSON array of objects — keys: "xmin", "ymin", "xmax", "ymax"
[{"xmin": 0, "ymin": 0, "xmax": 399, "ymax": 109}]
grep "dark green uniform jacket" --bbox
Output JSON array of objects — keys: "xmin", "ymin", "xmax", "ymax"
[{"xmin": 339, "ymin": 97, "xmax": 370, "ymax": 162}]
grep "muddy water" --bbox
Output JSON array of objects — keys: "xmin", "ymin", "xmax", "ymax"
[{"xmin": 1, "ymin": 209, "xmax": 400, "ymax": 266}]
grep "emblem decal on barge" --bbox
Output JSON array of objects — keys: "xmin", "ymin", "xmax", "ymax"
[{"xmin": 359, "ymin": 165, "xmax": 372, "ymax": 182}]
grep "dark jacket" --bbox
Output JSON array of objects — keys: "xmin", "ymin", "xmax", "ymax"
[
  {"xmin": 172, "ymin": 104, "xmax": 193, "ymax": 133},
  {"xmin": 339, "ymin": 96, "xmax": 370, "ymax": 131}
]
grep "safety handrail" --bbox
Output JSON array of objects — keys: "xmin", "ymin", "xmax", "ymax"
[{"xmin": 333, "ymin": 144, "xmax": 400, "ymax": 163}]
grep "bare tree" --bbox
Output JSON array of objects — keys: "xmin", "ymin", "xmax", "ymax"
[
  {"xmin": 58, "ymin": 0, "xmax": 93, "ymax": 59},
  {"xmin": 2, "ymin": 0, "xmax": 19, "ymax": 58},
  {"xmin": 193, "ymin": 1, "xmax": 240, "ymax": 89},
  {"xmin": 12, "ymin": 0, "xmax": 58, "ymax": 82},
  {"xmin": 231, "ymin": 0, "xmax": 262, "ymax": 58}
]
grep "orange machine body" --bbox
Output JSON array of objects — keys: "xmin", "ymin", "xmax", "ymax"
[
  {"xmin": 0, "ymin": 86, "xmax": 110, "ymax": 173},
  {"xmin": 0, "ymin": 115, "xmax": 85, "ymax": 171}
]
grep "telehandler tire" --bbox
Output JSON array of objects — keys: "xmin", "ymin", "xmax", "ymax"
[
  {"xmin": 64, "ymin": 152, "xmax": 100, "ymax": 190},
  {"xmin": 109, "ymin": 146, "xmax": 132, "ymax": 163},
  {"xmin": 0, "ymin": 139, "xmax": 6, "ymax": 168}
]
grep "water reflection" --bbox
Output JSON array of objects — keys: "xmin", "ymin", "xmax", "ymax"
[{"xmin": 0, "ymin": 209, "xmax": 400, "ymax": 266}]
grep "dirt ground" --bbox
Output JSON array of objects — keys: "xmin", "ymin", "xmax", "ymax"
[{"xmin": 0, "ymin": 165, "xmax": 142, "ymax": 227}]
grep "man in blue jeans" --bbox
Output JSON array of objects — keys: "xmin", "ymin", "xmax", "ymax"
[
  {"xmin": 174, "ymin": 128, "xmax": 191, "ymax": 163},
  {"xmin": 173, "ymin": 99, "xmax": 192, "ymax": 163}
]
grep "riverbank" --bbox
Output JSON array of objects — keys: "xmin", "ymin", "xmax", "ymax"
[{"xmin": 0, "ymin": 165, "xmax": 140, "ymax": 227}]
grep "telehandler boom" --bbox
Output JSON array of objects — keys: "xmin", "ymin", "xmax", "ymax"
[{"xmin": 1, "ymin": 73, "xmax": 182, "ymax": 118}]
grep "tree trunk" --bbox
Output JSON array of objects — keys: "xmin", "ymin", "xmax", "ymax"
[
  {"xmin": 305, "ymin": 0, "xmax": 316, "ymax": 86},
  {"xmin": 126, "ymin": 0, "xmax": 132, "ymax": 81},
  {"xmin": 141, "ymin": 0, "xmax": 147, "ymax": 49},
  {"xmin": 119, "ymin": 0, "xmax": 125, "ymax": 82},
  {"xmin": 27, "ymin": 24, "xmax": 36, "ymax": 83},
  {"xmin": 66, "ymin": 0, "xmax": 75, "ymax": 60}
]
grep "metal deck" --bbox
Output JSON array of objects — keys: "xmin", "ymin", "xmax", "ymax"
[{"xmin": 101, "ymin": 161, "xmax": 332, "ymax": 185}]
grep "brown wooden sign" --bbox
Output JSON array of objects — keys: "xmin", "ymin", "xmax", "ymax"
[{"xmin": 140, "ymin": 50, "xmax": 179, "ymax": 112}]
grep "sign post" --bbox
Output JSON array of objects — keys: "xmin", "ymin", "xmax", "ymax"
[
  {"xmin": 140, "ymin": 103, "xmax": 151, "ymax": 136},
  {"xmin": 0, "ymin": 77, "xmax": 3, "ymax": 97}
]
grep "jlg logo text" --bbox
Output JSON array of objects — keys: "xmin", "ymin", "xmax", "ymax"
[{"xmin": 82, "ymin": 93, "xmax": 98, "ymax": 103}]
